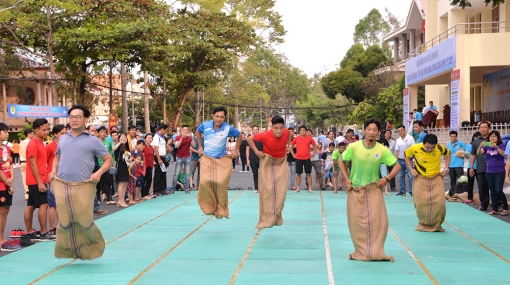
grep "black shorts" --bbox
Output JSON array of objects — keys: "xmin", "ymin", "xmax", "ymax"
[
  {"xmin": 296, "ymin": 159, "xmax": 312, "ymax": 174},
  {"xmin": 0, "ymin": 190, "xmax": 13, "ymax": 207},
  {"xmin": 27, "ymin": 184, "xmax": 48, "ymax": 208},
  {"xmin": 135, "ymin": 177, "xmax": 144, "ymax": 188}
]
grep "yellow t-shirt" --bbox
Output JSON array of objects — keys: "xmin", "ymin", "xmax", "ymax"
[{"xmin": 404, "ymin": 143, "xmax": 450, "ymax": 177}]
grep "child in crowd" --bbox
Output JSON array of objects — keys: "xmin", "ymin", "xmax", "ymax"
[
  {"xmin": 132, "ymin": 140, "xmax": 146, "ymax": 201},
  {"xmin": 127, "ymin": 154, "xmax": 144, "ymax": 205},
  {"xmin": 332, "ymin": 142, "xmax": 348, "ymax": 193},
  {"xmin": 0, "ymin": 122, "xmax": 18, "ymax": 252},
  {"xmin": 321, "ymin": 143, "xmax": 335, "ymax": 189},
  {"xmin": 175, "ymin": 164, "xmax": 194, "ymax": 192}
]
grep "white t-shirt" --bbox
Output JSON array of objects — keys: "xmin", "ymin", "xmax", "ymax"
[
  {"xmin": 395, "ymin": 135, "xmax": 415, "ymax": 159},
  {"xmin": 422, "ymin": 106, "xmax": 428, "ymax": 115},
  {"xmin": 151, "ymin": 133, "xmax": 167, "ymax": 157},
  {"xmin": 334, "ymin": 136, "xmax": 345, "ymax": 146}
]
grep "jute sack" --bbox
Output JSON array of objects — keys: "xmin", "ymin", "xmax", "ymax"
[
  {"xmin": 256, "ymin": 155, "xmax": 289, "ymax": 229},
  {"xmin": 413, "ymin": 174, "xmax": 446, "ymax": 232},
  {"xmin": 347, "ymin": 183, "xmax": 393, "ymax": 261},
  {"xmin": 198, "ymin": 154, "xmax": 233, "ymax": 219},
  {"xmin": 51, "ymin": 177, "xmax": 105, "ymax": 260}
]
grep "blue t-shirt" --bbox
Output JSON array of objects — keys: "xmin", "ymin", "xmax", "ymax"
[
  {"xmin": 414, "ymin": 112, "xmax": 422, "ymax": 121},
  {"xmin": 428, "ymin": 105, "xmax": 437, "ymax": 111},
  {"xmin": 414, "ymin": 131, "xmax": 426, "ymax": 144},
  {"xmin": 318, "ymin": 135, "xmax": 326, "ymax": 145},
  {"xmin": 447, "ymin": 140, "xmax": 469, "ymax": 168},
  {"xmin": 197, "ymin": 120, "xmax": 240, "ymax": 158}
]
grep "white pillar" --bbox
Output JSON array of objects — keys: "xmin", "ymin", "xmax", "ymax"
[{"xmin": 393, "ymin": 37, "xmax": 400, "ymax": 64}]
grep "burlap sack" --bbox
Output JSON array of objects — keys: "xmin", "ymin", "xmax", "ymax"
[
  {"xmin": 256, "ymin": 155, "xmax": 289, "ymax": 229},
  {"xmin": 347, "ymin": 183, "xmax": 393, "ymax": 261},
  {"xmin": 51, "ymin": 177, "xmax": 105, "ymax": 260},
  {"xmin": 198, "ymin": 155, "xmax": 233, "ymax": 219},
  {"xmin": 413, "ymin": 175, "xmax": 446, "ymax": 232}
]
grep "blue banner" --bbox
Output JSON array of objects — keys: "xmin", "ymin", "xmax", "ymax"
[
  {"xmin": 7, "ymin": 104, "xmax": 69, "ymax": 118},
  {"xmin": 405, "ymin": 37, "xmax": 456, "ymax": 86}
]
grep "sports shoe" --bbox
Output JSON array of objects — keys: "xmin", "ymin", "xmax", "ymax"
[
  {"xmin": 10, "ymin": 228, "xmax": 26, "ymax": 238},
  {"xmin": 48, "ymin": 228, "xmax": 57, "ymax": 239},
  {"xmin": 94, "ymin": 209, "xmax": 107, "ymax": 215},
  {"xmin": 185, "ymin": 188, "xmax": 191, "ymax": 194},
  {"xmin": 465, "ymin": 199, "xmax": 473, "ymax": 205},
  {"xmin": 409, "ymin": 192, "xmax": 413, "ymax": 197},
  {"xmin": 26, "ymin": 231, "xmax": 41, "ymax": 240},
  {"xmin": 19, "ymin": 234, "xmax": 34, "ymax": 246},
  {"xmin": 1, "ymin": 239, "xmax": 21, "ymax": 252},
  {"xmin": 396, "ymin": 192, "xmax": 406, "ymax": 196},
  {"xmin": 38, "ymin": 232, "xmax": 55, "ymax": 241},
  {"xmin": 327, "ymin": 182, "xmax": 333, "ymax": 187}
]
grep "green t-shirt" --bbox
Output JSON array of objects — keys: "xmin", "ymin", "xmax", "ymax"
[
  {"xmin": 98, "ymin": 139, "xmax": 114, "ymax": 166},
  {"xmin": 341, "ymin": 140, "xmax": 397, "ymax": 187},
  {"xmin": 331, "ymin": 149, "xmax": 343, "ymax": 171},
  {"xmin": 178, "ymin": 171, "xmax": 193, "ymax": 184}
]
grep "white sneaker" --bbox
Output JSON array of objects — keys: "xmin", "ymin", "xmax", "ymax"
[
  {"xmin": 239, "ymin": 170, "xmax": 244, "ymax": 172},
  {"xmin": 327, "ymin": 182, "xmax": 333, "ymax": 187}
]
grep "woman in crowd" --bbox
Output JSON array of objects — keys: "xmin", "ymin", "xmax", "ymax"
[
  {"xmin": 478, "ymin": 130, "xmax": 508, "ymax": 215},
  {"xmin": 142, "ymin": 133, "xmax": 155, "ymax": 199},
  {"xmin": 114, "ymin": 133, "xmax": 130, "ymax": 208},
  {"xmin": 227, "ymin": 136, "xmax": 236, "ymax": 172}
]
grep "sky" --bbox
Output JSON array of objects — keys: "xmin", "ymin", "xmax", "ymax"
[{"xmin": 273, "ymin": 0, "xmax": 413, "ymax": 77}]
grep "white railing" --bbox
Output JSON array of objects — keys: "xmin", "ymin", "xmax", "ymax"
[{"xmin": 403, "ymin": 21, "xmax": 510, "ymax": 62}]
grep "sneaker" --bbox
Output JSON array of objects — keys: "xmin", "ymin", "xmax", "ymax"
[
  {"xmin": 10, "ymin": 228, "xmax": 26, "ymax": 238},
  {"xmin": 409, "ymin": 192, "xmax": 412, "ymax": 197},
  {"xmin": 48, "ymin": 228, "xmax": 57, "ymax": 239},
  {"xmin": 94, "ymin": 209, "xmax": 107, "ymax": 215},
  {"xmin": 26, "ymin": 231, "xmax": 41, "ymax": 240},
  {"xmin": 327, "ymin": 182, "xmax": 333, "ymax": 187},
  {"xmin": 465, "ymin": 199, "xmax": 473, "ymax": 205},
  {"xmin": 19, "ymin": 234, "xmax": 34, "ymax": 246},
  {"xmin": 38, "ymin": 232, "xmax": 55, "ymax": 241},
  {"xmin": 185, "ymin": 189, "xmax": 190, "ymax": 194},
  {"xmin": 1, "ymin": 239, "xmax": 21, "ymax": 252},
  {"xmin": 396, "ymin": 192, "xmax": 406, "ymax": 196}
]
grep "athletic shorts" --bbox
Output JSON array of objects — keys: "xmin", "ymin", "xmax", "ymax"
[
  {"xmin": 0, "ymin": 190, "xmax": 13, "ymax": 207},
  {"xmin": 324, "ymin": 171, "xmax": 334, "ymax": 178},
  {"xmin": 296, "ymin": 159, "xmax": 312, "ymax": 174},
  {"xmin": 27, "ymin": 184, "xmax": 49, "ymax": 208},
  {"xmin": 135, "ymin": 176, "xmax": 144, "ymax": 188},
  {"xmin": 46, "ymin": 184, "xmax": 56, "ymax": 207}
]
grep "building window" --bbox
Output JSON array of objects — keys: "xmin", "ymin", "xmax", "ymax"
[
  {"xmin": 492, "ymin": 6, "xmax": 500, "ymax": 33},
  {"xmin": 18, "ymin": 88, "xmax": 36, "ymax": 105}
]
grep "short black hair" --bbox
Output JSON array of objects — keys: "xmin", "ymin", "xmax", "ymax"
[
  {"xmin": 33, "ymin": 118, "xmax": 48, "ymax": 130},
  {"xmin": 182, "ymin": 124, "xmax": 189, "ymax": 129},
  {"xmin": 128, "ymin": 125, "xmax": 137, "ymax": 131},
  {"xmin": 213, "ymin": 106, "xmax": 227, "ymax": 116},
  {"xmin": 24, "ymin": 129, "xmax": 34, "ymax": 136},
  {"xmin": 136, "ymin": 139, "xmax": 145, "ymax": 145},
  {"xmin": 337, "ymin": 142, "xmax": 346, "ymax": 147},
  {"xmin": 65, "ymin": 123, "xmax": 71, "ymax": 129},
  {"xmin": 449, "ymin": 130, "xmax": 458, "ymax": 136},
  {"xmin": 132, "ymin": 153, "xmax": 142, "ymax": 159},
  {"xmin": 413, "ymin": 120, "xmax": 424, "ymax": 127},
  {"xmin": 271, "ymin": 115, "xmax": 284, "ymax": 125},
  {"xmin": 52, "ymin": 124, "xmax": 66, "ymax": 134},
  {"xmin": 288, "ymin": 127, "xmax": 294, "ymax": 131},
  {"xmin": 69, "ymin": 105, "xmax": 91, "ymax": 118},
  {"xmin": 145, "ymin": 132, "xmax": 153, "ymax": 138},
  {"xmin": 298, "ymin": 125, "xmax": 307, "ymax": 131},
  {"xmin": 346, "ymin": 129, "xmax": 354, "ymax": 134},
  {"xmin": 423, "ymin": 134, "xmax": 438, "ymax": 145},
  {"xmin": 307, "ymin": 129, "xmax": 313, "ymax": 133},
  {"xmin": 86, "ymin": 125, "xmax": 95, "ymax": 131},
  {"xmin": 158, "ymin": 123, "xmax": 168, "ymax": 130},
  {"xmin": 97, "ymin": 126, "xmax": 107, "ymax": 133},
  {"xmin": 363, "ymin": 118, "xmax": 381, "ymax": 131},
  {"xmin": 252, "ymin": 125, "xmax": 259, "ymax": 130},
  {"xmin": 0, "ymin": 122, "xmax": 8, "ymax": 132},
  {"xmin": 488, "ymin": 130, "xmax": 502, "ymax": 146},
  {"xmin": 329, "ymin": 142, "xmax": 335, "ymax": 147},
  {"xmin": 110, "ymin": 130, "xmax": 118, "ymax": 136},
  {"xmin": 385, "ymin": 129, "xmax": 391, "ymax": 135},
  {"xmin": 396, "ymin": 125, "xmax": 405, "ymax": 130},
  {"xmin": 478, "ymin": 121, "xmax": 491, "ymax": 128}
]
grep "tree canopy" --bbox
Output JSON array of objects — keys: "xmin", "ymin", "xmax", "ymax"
[
  {"xmin": 451, "ymin": 0, "xmax": 505, "ymax": 8},
  {"xmin": 353, "ymin": 8, "xmax": 391, "ymax": 49}
]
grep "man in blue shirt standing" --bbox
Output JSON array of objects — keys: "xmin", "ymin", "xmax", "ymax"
[
  {"xmin": 446, "ymin": 130, "xmax": 469, "ymax": 193},
  {"xmin": 413, "ymin": 109, "xmax": 422, "ymax": 121},
  {"xmin": 413, "ymin": 121, "xmax": 427, "ymax": 143},
  {"xmin": 195, "ymin": 106, "xmax": 242, "ymax": 219},
  {"xmin": 427, "ymin": 101, "xmax": 438, "ymax": 128}
]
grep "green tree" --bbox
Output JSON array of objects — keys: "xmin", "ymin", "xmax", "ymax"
[
  {"xmin": 340, "ymin": 43, "xmax": 364, "ymax": 69},
  {"xmin": 321, "ymin": 69, "xmax": 365, "ymax": 103},
  {"xmin": 348, "ymin": 45, "xmax": 390, "ymax": 77},
  {"xmin": 348, "ymin": 75, "xmax": 405, "ymax": 126},
  {"xmin": 353, "ymin": 9, "xmax": 391, "ymax": 49},
  {"xmin": 451, "ymin": 0, "xmax": 505, "ymax": 8}
]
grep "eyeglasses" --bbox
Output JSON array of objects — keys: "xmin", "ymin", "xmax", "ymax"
[{"xmin": 69, "ymin": 115, "xmax": 84, "ymax": 120}]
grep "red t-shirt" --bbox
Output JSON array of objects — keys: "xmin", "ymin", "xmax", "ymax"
[
  {"xmin": 253, "ymin": 129, "xmax": 290, "ymax": 159},
  {"xmin": 0, "ymin": 145, "xmax": 12, "ymax": 191},
  {"xmin": 175, "ymin": 135, "xmax": 192, "ymax": 158},
  {"xmin": 291, "ymin": 135, "xmax": 316, "ymax": 160},
  {"xmin": 142, "ymin": 144, "xmax": 155, "ymax": 168},
  {"xmin": 46, "ymin": 141, "xmax": 57, "ymax": 173},
  {"xmin": 26, "ymin": 138, "xmax": 49, "ymax": 185}
]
